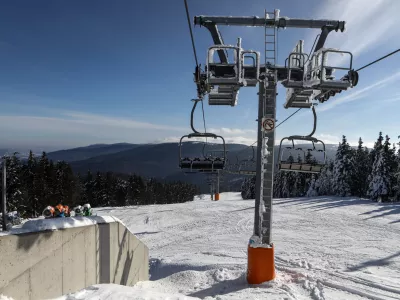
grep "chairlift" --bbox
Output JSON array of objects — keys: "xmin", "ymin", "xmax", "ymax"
[
  {"xmin": 237, "ymin": 146, "xmax": 256, "ymax": 173},
  {"xmin": 282, "ymin": 40, "xmax": 359, "ymax": 108},
  {"xmin": 179, "ymin": 100, "xmax": 227, "ymax": 172},
  {"xmin": 206, "ymin": 38, "xmax": 260, "ymax": 106},
  {"xmin": 207, "ymin": 43, "xmax": 241, "ymax": 86},
  {"xmin": 276, "ymin": 106, "xmax": 326, "ymax": 173},
  {"xmin": 303, "ymin": 48, "xmax": 359, "ymax": 92}
]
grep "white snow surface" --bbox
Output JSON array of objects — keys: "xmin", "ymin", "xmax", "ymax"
[{"xmin": 10, "ymin": 192, "xmax": 400, "ymax": 299}]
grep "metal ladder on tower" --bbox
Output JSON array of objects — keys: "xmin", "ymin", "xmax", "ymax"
[
  {"xmin": 264, "ymin": 9, "xmax": 277, "ymax": 67},
  {"xmin": 256, "ymin": 9, "xmax": 279, "ymax": 244}
]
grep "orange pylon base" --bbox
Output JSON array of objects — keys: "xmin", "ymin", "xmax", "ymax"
[
  {"xmin": 215, "ymin": 193, "xmax": 220, "ymax": 201},
  {"xmin": 247, "ymin": 243, "xmax": 275, "ymax": 284}
]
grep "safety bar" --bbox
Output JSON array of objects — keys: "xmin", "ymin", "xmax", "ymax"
[
  {"xmin": 277, "ymin": 136, "xmax": 326, "ymax": 167},
  {"xmin": 207, "ymin": 45, "xmax": 242, "ymax": 85},
  {"xmin": 240, "ymin": 50, "xmax": 260, "ymax": 80},
  {"xmin": 179, "ymin": 134, "xmax": 227, "ymax": 165},
  {"xmin": 286, "ymin": 52, "xmax": 309, "ymax": 83},
  {"xmin": 305, "ymin": 48, "xmax": 353, "ymax": 84}
]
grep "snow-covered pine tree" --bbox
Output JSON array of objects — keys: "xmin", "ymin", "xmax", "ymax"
[
  {"xmin": 306, "ymin": 174, "xmax": 318, "ymax": 197},
  {"xmin": 273, "ymin": 171, "xmax": 284, "ymax": 197},
  {"xmin": 393, "ymin": 136, "xmax": 400, "ymax": 201},
  {"xmin": 351, "ymin": 138, "xmax": 370, "ymax": 197},
  {"xmin": 383, "ymin": 135, "xmax": 398, "ymax": 199},
  {"xmin": 241, "ymin": 176, "xmax": 256, "ymax": 199},
  {"xmin": 314, "ymin": 160, "xmax": 334, "ymax": 196},
  {"xmin": 332, "ymin": 135, "xmax": 354, "ymax": 197},
  {"xmin": 280, "ymin": 153, "xmax": 296, "ymax": 197},
  {"xmin": 0, "ymin": 153, "xmax": 24, "ymax": 214},
  {"xmin": 367, "ymin": 134, "xmax": 392, "ymax": 201}
]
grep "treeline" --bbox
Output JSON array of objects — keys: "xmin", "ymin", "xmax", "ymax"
[
  {"xmin": 0, "ymin": 151, "xmax": 200, "ymax": 218},
  {"xmin": 241, "ymin": 132, "xmax": 400, "ymax": 202}
]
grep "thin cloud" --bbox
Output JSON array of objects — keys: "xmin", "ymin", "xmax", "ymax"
[
  {"xmin": 308, "ymin": 0, "xmax": 399, "ymax": 63},
  {"xmin": 62, "ymin": 111, "xmax": 186, "ymax": 132}
]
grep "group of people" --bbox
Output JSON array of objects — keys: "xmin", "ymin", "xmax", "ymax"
[{"xmin": 42, "ymin": 203, "xmax": 92, "ymax": 218}]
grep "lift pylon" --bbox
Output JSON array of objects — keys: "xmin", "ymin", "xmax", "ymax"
[{"xmin": 193, "ymin": 8, "xmax": 353, "ymax": 284}]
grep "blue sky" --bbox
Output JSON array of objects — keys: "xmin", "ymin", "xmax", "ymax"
[{"xmin": 0, "ymin": 0, "xmax": 399, "ymax": 151}]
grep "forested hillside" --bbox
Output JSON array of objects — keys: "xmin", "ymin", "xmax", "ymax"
[
  {"xmin": 0, "ymin": 151, "xmax": 199, "ymax": 218},
  {"xmin": 242, "ymin": 132, "xmax": 400, "ymax": 202}
]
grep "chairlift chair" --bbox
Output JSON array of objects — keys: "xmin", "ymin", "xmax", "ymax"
[
  {"xmin": 207, "ymin": 44, "xmax": 241, "ymax": 86},
  {"xmin": 277, "ymin": 137, "xmax": 326, "ymax": 173},
  {"xmin": 178, "ymin": 99, "xmax": 227, "ymax": 173},
  {"xmin": 179, "ymin": 133, "xmax": 226, "ymax": 172},
  {"xmin": 303, "ymin": 48, "xmax": 359, "ymax": 102},
  {"xmin": 206, "ymin": 39, "xmax": 260, "ymax": 106},
  {"xmin": 277, "ymin": 105, "xmax": 326, "ymax": 173}
]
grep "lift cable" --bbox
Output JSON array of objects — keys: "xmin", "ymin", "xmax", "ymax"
[
  {"xmin": 184, "ymin": 0, "xmax": 208, "ymax": 144},
  {"xmin": 356, "ymin": 48, "xmax": 400, "ymax": 72},
  {"xmin": 184, "ymin": 0, "xmax": 198, "ymax": 67},
  {"xmin": 275, "ymin": 108, "xmax": 302, "ymax": 129}
]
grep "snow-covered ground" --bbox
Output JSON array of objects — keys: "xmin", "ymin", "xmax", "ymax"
[{"xmin": 3, "ymin": 192, "xmax": 399, "ymax": 300}]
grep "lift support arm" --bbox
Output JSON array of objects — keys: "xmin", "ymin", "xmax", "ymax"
[
  {"xmin": 202, "ymin": 23, "xmax": 228, "ymax": 64},
  {"xmin": 194, "ymin": 15, "xmax": 345, "ymax": 32}
]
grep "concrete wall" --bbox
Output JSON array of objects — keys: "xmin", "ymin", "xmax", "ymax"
[{"xmin": 0, "ymin": 219, "xmax": 149, "ymax": 300}]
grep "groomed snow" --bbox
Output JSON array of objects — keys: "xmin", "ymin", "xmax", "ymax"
[{"xmin": 6, "ymin": 193, "xmax": 400, "ymax": 299}]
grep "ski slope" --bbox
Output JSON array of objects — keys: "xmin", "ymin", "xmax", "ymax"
[{"xmin": 55, "ymin": 193, "xmax": 400, "ymax": 300}]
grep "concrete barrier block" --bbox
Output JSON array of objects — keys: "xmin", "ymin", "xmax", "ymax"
[
  {"xmin": 30, "ymin": 245, "xmax": 63, "ymax": 300},
  {"xmin": 84, "ymin": 225, "xmax": 97, "ymax": 287},
  {"xmin": 130, "ymin": 243, "xmax": 145, "ymax": 282},
  {"xmin": 113, "ymin": 224, "xmax": 130, "ymax": 285},
  {"xmin": 98, "ymin": 223, "xmax": 111, "ymax": 284},
  {"xmin": 62, "ymin": 227, "xmax": 86, "ymax": 294},
  {"xmin": 0, "ymin": 269, "xmax": 30, "ymax": 300},
  {"xmin": 0, "ymin": 219, "xmax": 149, "ymax": 300},
  {"xmin": 108, "ymin": 222, "xmax": 118, "ymax": 283},
  {"xmin": 0, "ymin": 230, "xmax": 62, "ymax": 289},
  {"xmin": 94, "ymin": 225, "xmax": 100, "ymax": 283}
]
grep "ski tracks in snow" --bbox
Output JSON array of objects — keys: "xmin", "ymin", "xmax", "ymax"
[
  {"xmin": 95, "ymin": 194, "xmax": 400, "ymax": 300},
  {"xmin": 274, "ymin": 256, "xmax": 400, "ymax": 300}
]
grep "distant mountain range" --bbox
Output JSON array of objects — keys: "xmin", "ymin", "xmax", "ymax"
[
  {"xmin": 0, "ymin": 142, "xmax": 339, "ymax": 193},
  {"xmin": 44, "ymin": 142, "xmax": 339, "ymax": 193}
]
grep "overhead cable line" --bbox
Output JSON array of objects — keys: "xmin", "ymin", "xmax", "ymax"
[
  {"xmin": 184, "ymin": 0, "xmax": 208, "ymax": 144},
  {"xmin": 184, "ymin": 0, "xmax": 198, "ymax": 67},
  {"xmin": 275, "ymin": 108, "xmax": 302, "ymax": 128},
  {"xmin": 355, "ymin": 48, "xmax": 400, "ymax": 72}
]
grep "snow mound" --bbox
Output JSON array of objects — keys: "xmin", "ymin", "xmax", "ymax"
[
  {"xmin": 0, "ymin": 215, "xmax": 125, "ymax": 236},
  {"xmin": 21, "ymin": 215, "xmax": 120, "ymax": 231}
]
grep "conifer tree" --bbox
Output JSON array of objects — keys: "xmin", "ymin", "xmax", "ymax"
[
  {"xmin": 332, "ymin": 135, "xmax": 354, "ymax": 197},
  {"xmin": 367, "ymin": 133, "xmax": 391, "ymax": 201},
  {"xmin": 351, "ymin": 138, "xmax": 370, "ymax": 197},
  {"xmin": 314, "ymin": 160, "xmax": 334, "ymax": 196}
]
